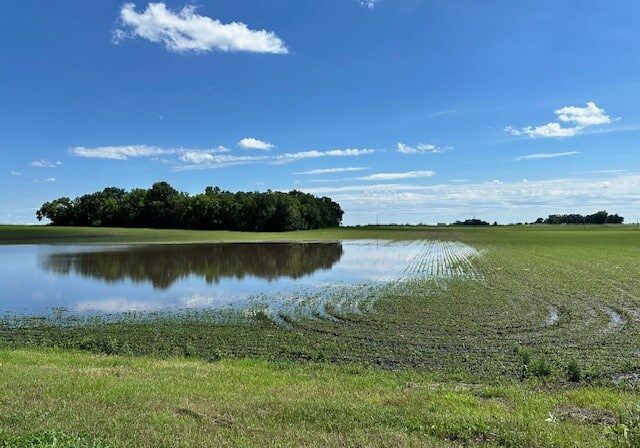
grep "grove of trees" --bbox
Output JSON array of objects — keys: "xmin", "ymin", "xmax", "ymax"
[
  {"xmin": 540, "ymin": 211, "xmax": 624, "ymax": 225},
  {"xmin": 36, "ymin": 182, "xmax": 344, "ymax": 232},
  {"xmin": 453, "ymin": 219, "xmax": 491, "ymax": 226}
]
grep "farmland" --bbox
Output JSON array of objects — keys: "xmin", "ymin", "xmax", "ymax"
[{"xmin": 1, "ymin": 225, "xmax": 640, "ymax": 446}]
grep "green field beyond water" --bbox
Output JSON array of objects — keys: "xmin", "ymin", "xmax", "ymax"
[{"xmin": 1, "ymin": 225, "xmax": 640, "ymax": 447}]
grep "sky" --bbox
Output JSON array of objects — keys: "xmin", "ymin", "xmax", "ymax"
[{"xmin": 1, "ymin": 0, "xmax": 640, "ymax": 225}]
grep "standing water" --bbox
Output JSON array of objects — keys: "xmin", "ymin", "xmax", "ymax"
[{"xmin": 0, "ymin": 240, "xmax": 479, "ymax": 317}]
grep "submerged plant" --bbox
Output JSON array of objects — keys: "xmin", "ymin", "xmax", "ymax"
[{"xmin": 566, "ymin": 359, "xmax": 582, "ymax": 383}]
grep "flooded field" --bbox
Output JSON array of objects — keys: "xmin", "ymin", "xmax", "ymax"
[{"xmin": 0, "ymin": 240, "xmax": 479, "ymax": 317}]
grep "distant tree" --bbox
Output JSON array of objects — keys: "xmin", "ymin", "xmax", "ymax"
[
  {"xmin": 584, "ymin": 210, "xmax": 608, "ymax": 225},
  {"xmin": 544, "ymin": 211, "xmax": 624, "ymax": 225},
  {"xmin": 607, "ymin": 213, "xmax": 624, "ymax": 224},
  {"xmin": 453, "ymin": 219, "xmax": 490, "ymax": 226}
]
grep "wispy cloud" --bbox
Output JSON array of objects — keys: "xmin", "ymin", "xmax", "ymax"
[
  {"xmin": 292, "ymin": 167, "xmax": 369, "ymax": 175},
  {"xmin": 33, "ymin": 177, "xmax": 57, "ymax": 183},
  {"xmin": 69, "ymin": 145, "xmax": 166, "ymax": 160},
  {"xmin": 397, "ymin": 142, "xmax": 450, "ymax": 155},
  {"xmin": 238, "ymin": 137, "xmax": 274, "ymax": 151},
  {"xmin": 515, "ymin": 151, "xmax": 579, "ymax": 161},
  {"xmin": 174, "ymin": 148, "xmax": 375, "ymax": 170},
  {"xmin": 172, "ymin": 154, "xmax": 269, "ymax": 170},
  {"xmin": 298, "ymin": 173, "xmax": 640, "ymax": 221},
  {"xmin": 9, "ymin": 170, "xmax": 23, "ymax": 176},
  {"xmin": 69, "ymin": 145, "xmax": 229, "ymax": 161},
  {"xmin": 272, "ymin": 149, "xmax": 375, "ymax": 164},
  {"xmin": 179, "ymin": 147, "xmax": 231, "ymax": 164},
  {"xmin": 29, "ymin": 160, "xmax": 63, "ymax": 168},
  {"xmin": 581, "ymin": 169, "xmax": 626, "ymax": 175},
  {"xmin": 356, "ymin": 0, "xmax": 378, "ymax": 9},
  {"xmin": 69, "ymin": 143, "xmax": 375, "ymax": 169},
  {"xmin": 358, "ymin": 170, "xmax": 435, "ymax": 181},
  {"xmin": 430, "ymin": 110, "xmax": 456, "ymax": 118},
  {"xmin": 505, "ymin": 102, "xmax": 612, "ymax": 138},
  {"xmin": 113, "ymin": 2, "xmax": 288, "ymax": 54}
]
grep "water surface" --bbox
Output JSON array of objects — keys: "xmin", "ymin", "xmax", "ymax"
[{"xmin": 0, "ymin": 240, "xmax": 478, "ymax": 317}]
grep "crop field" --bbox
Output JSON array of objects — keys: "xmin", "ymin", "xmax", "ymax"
[
  {"xmin": 3, "ymin": 225, "xmax": 639, "ymax": 379},
  {"xmin": 1, "ymin": 225, "xmax": 640, "ymax": 446}
]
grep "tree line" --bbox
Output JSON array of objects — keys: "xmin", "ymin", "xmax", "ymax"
[
  {"xmin": 535, "ymin": 210, "xmax": 624, "ymax": 225},
  {"xmin": 453, "ymin": 219, "xmax": 491, "ymax": 226},
  {"xmin": 36, "ymin": 182, "xmax": 344, "ymax": 232}
]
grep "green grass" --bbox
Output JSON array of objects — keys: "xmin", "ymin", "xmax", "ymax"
[
  {"xmin": 2, "ymin": 225, "xmax": 640, "ymax": 446},
  {"xmin": 1, "ymin": 348, "xmax": 639, "ymax": 447}
]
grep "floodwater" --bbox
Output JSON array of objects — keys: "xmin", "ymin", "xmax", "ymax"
[{"xmin": 0, "ymin": 240, "xmax": 479, "ymax": 317}]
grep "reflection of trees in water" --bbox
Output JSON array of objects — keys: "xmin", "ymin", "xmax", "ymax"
[{"xmin": 39, "ymin": 243, "xmax": 343, "ymax": 289}]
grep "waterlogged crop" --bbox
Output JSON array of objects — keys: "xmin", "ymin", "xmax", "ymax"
[{"xmin": 1, "ymin": 226, "xmax": 640, "ymax": 382}]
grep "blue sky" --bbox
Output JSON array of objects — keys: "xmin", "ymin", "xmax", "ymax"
[{"xmin": 2, "ymin": 0, "xmax": 640, "ymax": 225}]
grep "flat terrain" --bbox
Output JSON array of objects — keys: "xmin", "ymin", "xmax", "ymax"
[
  {"xmin": 1, "ymin": 225, "xmax": 639, "ymax": 447},
  {"xmin": 1, "ymin": 348, "xmax": 638, "ymax": 448}
]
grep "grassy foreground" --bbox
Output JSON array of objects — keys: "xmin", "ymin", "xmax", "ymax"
[{"xmin": 1, "ymin": 348, "xmax": 639, "ymax": 447}]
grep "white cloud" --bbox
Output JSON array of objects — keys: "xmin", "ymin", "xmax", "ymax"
[
  {"xmin": 69, "ymin": 145, "xmax": 165, "ymax": 160},
  {"xmin": 327, "ymin": 149, "xmax": 372, "ymax": 157},
  {"xmin": 522, "ymin": 123, "xmax": 579, "ymax": 138},
  {"xmin": 556, "ymin": 102, "xmax": 611, "ymax": 126},
  {"xmin": 358, "ymin": 170, "xmax": 435, "ymax": 181},
  {"xmin": 10, "ymin": 170, "xmax": 22, "ymax": 176},
  {"xmin": 516, "ymin": 151, "xmax": 579, "ymax": 161},
  {"xmin": 238, "ymin": 137, "xmax": 274, "ymax": 150},
  {"xmin": 397, "ymin": 142, "xmax": 450, "ymax": 154},
  {"xmin": 273, "ymin": 148, "xmax": 375, "ymax": 164},
  {"xmin": 506, "ymin": 102, "xmax": 612, "ymax": 138},
  {"xmin": 69, "ymin": 145, "xmax": 230, "ymax": 161},
  {"xmin": 178, "ymin": 147, "xmax": 231, "ymax": 164},
  {"xmin": 33, "ymin": 177, "xmax": 57, "ymax": 183},
  {"xmin": 581, "ymin": 169, "xmax": 626, "ymax": 175},
  {"xmin": 357, "ymin": 0, "xmax": 378, "ymax": 8},
  {"xmin": 114, "ymin": 2, "xmax": 288, "ymax": 54},
  {"xmin": 298, "ymin": 173, "xmax": 640, "ymax": 224},
  {"xmin": 172, "ymin": 154, "xmax": 270, "ymax": 171},
  {"xmin": 293, "ymin": 167, "xmax": 369, "ymax": 175},
  {"xmin": 29, "ymin": 160, "xmax": 63, "ymax": 168},
  {"xmin": 174, "ymin": 148, "xmax": 375, "ymax": 170},
  {"xmin": 179, "ymin": 151, "xmax": 215, "ymax": 164},
  {"xmin": 430, "ymin": 110, "xmax": 456, "ymax": 118},
  {"xmin": 69, "ymin": 143, "xmax": 374, "ymax": 170}
]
